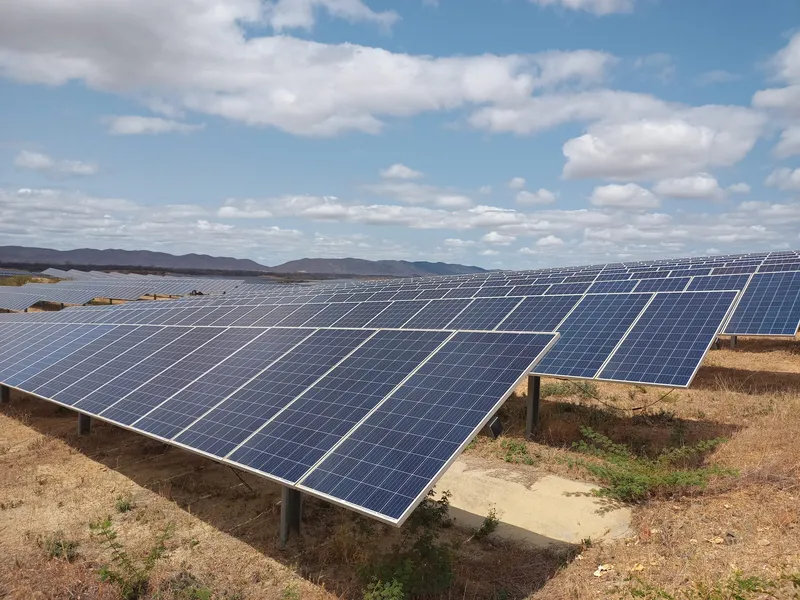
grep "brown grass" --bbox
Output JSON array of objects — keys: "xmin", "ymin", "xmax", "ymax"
[{"xmin": 1, "ymin": 334, "xmax": 799, "ymax": 598}]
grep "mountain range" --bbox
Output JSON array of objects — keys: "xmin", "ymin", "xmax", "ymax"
[{"xmin": 0, "ymin": 246, "xmax": 486, "ymax": 277}]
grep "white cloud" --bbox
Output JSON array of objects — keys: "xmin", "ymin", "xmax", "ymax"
[
  {"xmin": 0, "ymin": 1, "xmax": 616, "ymax": 137},
  {"xmin": 765, "ymin": 167, "xmax": 800, "ymax": 191},
  {"xmin": 589, "ymin": 183, "xmax": 660, "ymax": 209},
  {"xmin": 264, "ymin": 0, "xmax": 399, "ymax": 32},
  {"xmin": 694, "ymin": 70, "xmax": 740, "ymax": 86},
  {"xmin": 516, "ymin": 188, "xmax": 557, "ymax": 205},
  {"xmin": 363, "ymin": 181, "xmax": 473, "ymax": 208},
  {"xmin": 13, "ymin": 150, "xmax": 97, "ymax": 175},
  {"xmin": 444, "ymin": 238, "xmax": 476, "ymax": 248},
  {"xmin": 107, "ymin": 116, "xmax": 205, "ymax": 135},
  {"xmin": 652, "ymin": 173, "xmax": 723, "ymax": 200},
  {"xmin": 536, "ymin": 234, "xmax": 565, "ymax": 247},
  {"xmin": 482, "ymin": 231, "xmax": 516, "ymax": 245},
  {"xmin": 752, "ymin": 33, "xmax": 800, "ymax": 117},
  {"xmin": 478, "ymin": 185, "xmax": 492, "ymax": 194},
  {"xmin": 563, "ymin": 106, "xmax": 765, "ymax": 180},
  {"xmin": 768, "ymin": 31, "xmax": 800, "ymax": 85},
  {"xmin": 480, "ymin": 249, "xmax": 500, "ymax": 256},
  {"xmin": 727, "ymin": 183, "xmax": 751, "ymax": 194},
  {"xmin": 773, "ymin": 126, "xmax": 800, "ymax": 158},
  {"xmin": 380, "ymin": 163, "xmax": 423, "ymax": 179},
  {"xmin": 528, "ymin": 0, "xmax": 635, "ymax": 16},
  {"xmin": 508, "ymin": 177, "xmax": 526, "ymax": 189}
]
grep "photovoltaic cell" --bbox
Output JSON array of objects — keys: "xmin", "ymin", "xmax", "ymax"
[
  {"xmin": 599, "ymin": 291, "xmax": 737, "ymax": 386},
  {"xmin": 634, "ymin": 277, "xmax": 690, "ymax": 293},
  {"xmin": 364, "ymin": 301, "xmax": 428, "ymax": 329},
  {"xmin": 545, "ymin": 282, "xmax": 592, "ymax": 295},
  {"xmin": 445, "ymin": 297, "xmax": 522, "ymax": 331},
  {"xmin": 499, "ymin": 295, "xmax": 581, "ymax": 332},
  {"xmin": 686, "ymin": 274, "xmax": 749, "ymax": 291},
  {"xmin": 588, "ymin": 280, "xmax": 639, "ymax": 294},
  {"xmin": 229, "ymin": 330, "xmax": 450, "ymax": 482},
  {"xmin": 724, "ymin": 272, "xmax": 800, "ymax": 336},
  {"xmin": 401, "ymin": 299, "xmax": 472, "ymax": 330},
  {"xmin": 331, "ymin": 302, "xmax": 391, "ymax": 328},
  {"xmin": 533, "ymin": 294, "xmax": 651, "ymax": 379},
  {"xmin": 299, "ymin": 331, "xmax": 556, "ymax": 524},
  {"xmin": 173, "ymin": 329, "xmax": 374, "ymax": 458}
]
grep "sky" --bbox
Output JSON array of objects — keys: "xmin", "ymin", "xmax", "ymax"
[{"xmin": 0, "ymin": 0, "xmax": 799, "ymax": 270}]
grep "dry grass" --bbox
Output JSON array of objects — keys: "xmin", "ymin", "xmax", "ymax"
[{"xmin": 0, "ymin": 335, "xmax": 799, "ymax": 599}]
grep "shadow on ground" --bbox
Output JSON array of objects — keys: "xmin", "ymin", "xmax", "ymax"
[{"xmin": 2, "ymin": 393, "xmax": 575, "ymax": 600}]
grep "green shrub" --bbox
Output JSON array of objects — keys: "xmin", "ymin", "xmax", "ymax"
[
  {"xmin": 115, "ymin": 495, "xmax": 134, "ymax": 513},
  {"xmin": 571, "ymin": 427, "xmax": 733, "ymax": 503},
  {"xmin": 473, "ymin": 508, "xmax": 500, "ymax": 541},
  {"xmin": 38, "ymin": 531, "xmax": 79, "ymax": 561},
  {"xmin": 360, "ymin": 491, "xmax": 455, "ymax": 598},
  {"xmin": 363, "ymin": 579, "xmax": 405, "ymax": 600},
  {"xmin": 499, "ymin": 439, "xmax": 536, "ymax": 465},
  {"xmin": 89, "ymin": 516, "xmax": 173, "ymax": 600},
  {"xmin": 541, "ymin": 380, "xmax": 598, "ymax": 399}
]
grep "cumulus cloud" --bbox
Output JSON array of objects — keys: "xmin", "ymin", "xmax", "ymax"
[
  {"xmin": 752, "ymin": 33, "xmax": 800, "ymax": 117},
  {"xmin": 563, "ymin": 106, "xmax": 765, "ymax": 180},
  {"xmin": 528, "ymin": 0, "xmax": 635, "ymax": 16},
  {"xmin": 590, "ymin": 183, "xmax": 660, "ymax": 209},
  {"xmin": 380, "ymin": 163, "xmax": 423, "ymax": 179},
  {"xmin": 516, "ymin": 189, "xmax": 557, "ymax": 205},
  {"xmin": 264, "ymin": 0, "xmax": 399, "ymax": 32},
  {"xmin": 765, "ymin": 167, "xmax": 800, "ymax": 191},
  {"xmin": 482, "ymin": 231, "xmax": 516, "ymax": 245},
  {"xmin": 508, "ymin": 177, "xmax": 526, "ymax": 189},
  {"xmin": 536, "ymin": 234, "xmax": 565, "ymax": 247},
  {"xmin": 106, "ymin": 116, "xmax": 205, "ymax": 135},
  {"xmin": 652, "ymin": 173, "xmax": 723, "ymax": 200},
  {"xmin": 363, "ymin": 181, "xmax": 473, "ymax": 208},
  {"xmin": 13, "ymin": 150, "xmax": 97, "ymax": 175},
  {"xmin": 0, "ymin": 0, "xmax": 616, "ymax": 136},
  {"xmin": 773, "ymin": 126, "xmax": 800, "ymax": 158},
  {"xmin": 694, "ymin": 70, "xmax": 740, "ymax": 86},
  {"xmin": 727, "ymin": 183, "xmax": 751, "ymax": 194}
]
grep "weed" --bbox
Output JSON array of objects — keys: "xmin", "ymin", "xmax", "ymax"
[
  {"xmin": 621, "ymin": 570, "xmax": 793, "ymax": 599},
  {"xmin": 115, "ymin": 495, "xmax": 134, "ymax": 513},
  {"xmin": 363, "ymin": 579, "xmax": 405, "ymax": 600},
  {"xmin": 361, "ymin": 491, "xmax": 455, "ymax": 598},
  {"xmin": 541, "ymin": 381, "xmax": 599, "ymax": 399},
  {"xmin": 281, "ymin": 582, "xmax": 301, "ymax": 600},
  {"xmin": 89, "ymin": 516, "xmax": 173, "ymax": 600},
  {"xmin": 473, "ymin": 508, "xmax": 500, "ymax": 541},
  {"xmin": 499, "ymin": 439, "xmax": 536, "ymax": 465},
  {"xmin": 571, "ymin": 427, "xmax": 734, "ymax": 503},
  {"xmin": 38, "ymin": 531, "xmax": 79, "ymax": 561},
  {"xmin": 157, "ymin": 570, "xmax": 213, "ymax": 600}
]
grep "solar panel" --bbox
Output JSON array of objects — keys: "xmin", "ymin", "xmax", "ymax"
[
  {"xmin": 298, "ymin": 331, "xmax": 556, "ymax": 524},
  {"xmin": 588, "ymin": 280, "xmax": 639, "ymax": 294},
  {"xmin": 634, "ymin": 277, "xmax": 690, "ymax": 293},
  {"xmin": 499, "ymin": 295, "xmax": 581, "ymax": 332},
  {"xmin": 686, "ymin": 274, "xmax": 749, "ymax": 291},
  {"xmin": 402, "ymin": 299, "xmax": 472, "ymax": 329},
  {"xmin": 445, "ymin": 297, "xmax": 522, "ymax": 331},
  {"xmin": 598, "ymin": 291, "xmax": 737, "ymax": 386},
  {"xmin": 533, "ymin": 293, "xmax": 652, "ymax": 379},
  {"xmin": 724, "ymin": 272, "xmax": 800, "ymax": 336}
]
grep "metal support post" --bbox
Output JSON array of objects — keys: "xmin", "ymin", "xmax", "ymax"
[
  {"xmin": 78, "ymin": 413, "xmax": 91, "ymax": 435},
  {"xmin": 730, "ymin": 335, "xmax": 737, "ymax": 349},
  {"xmin": 526, "ymin": 375, "xmax": 541, "ymax": 440},
  {"xmin": 280, "ymin": 487, "xmax": 302, "ymax": 546},
  {"xmin": 1, "ymin": 385, "xmax": 10, "ymax": 404}
]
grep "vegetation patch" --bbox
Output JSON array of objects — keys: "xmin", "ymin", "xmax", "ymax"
[{"xmin": 38, "ymin": 531, "xmax": 79, "ymax": 561}]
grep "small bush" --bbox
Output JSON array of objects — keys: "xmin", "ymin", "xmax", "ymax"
[
  {"xmin": 541, "ymin": 380, "xmax": 598, "ymax": 399},
  {"xmin": 116, "ymin": 495, "xmax": 134, "ymax": 513},
  {"xmin": 363, "ymin": 579, "xmax": 405, "ymax": 600},
  {"xmin": 499, "ymin": 439, "xmax": 536, "ymax": 465},
  {"xmin": 281, "ymin": 582, "xmax": 301, "ymax": 600},
  {"xmin": 571, "ymin": 427, "xmax": 733, "ymax": 503},
  {"xmin": 621, "ymin": 570, "xmax": 798, "ymax": 599},
  {"xmin": 473, "ymin": 508, "xmax": 500, "ymax": 541},
  {"xmin": 361, "ymin": 491, "xmax": 455, "ymax": 598},
  {"xmin": 90, "ymin": 516, "xmax": 173, "ymax": 600},
  {"xmin": 38, "ymin": 531, "xmax": 79, "ymax": 561}
]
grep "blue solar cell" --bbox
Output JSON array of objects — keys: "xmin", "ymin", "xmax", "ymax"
[
  {"xmin": 473, "ymin": 286, "xmax": 512, "ymax": 298},
  {"xmin": 72, "ymin": 328, "xmax": 222, "ymax": 415},
  {"xmin": 724, "ymin": 272, "xmax": 800, "ymax": 336},
  {"xmin": 631, "ymin": 270, "xmax": 666, "ymax": 279},
  {"xmin": 509, "ymin": 284, "xmax": 550, "ymax": 296},
  {"xmin": 412, "ymin": 289, "xmax": 447, "ymax": 300},
  {"xmin": 274, "ymin": 304, "xmax": 327, "ymax": 326},
  {"xmin": 443, "ymin": 287, "xmax": 480, "ymax": 299},
  {"xmin": 599, "ymin": 291, "xmax": 737, "ymax": 386},
  {"xmin": 174, "ymin": 329, "xmax": 374, "ymax": 458},
  {"xmin": 229, "ymin": 305, "xmax": 281, "ymax": 326},
  {"xmin": 401, "ymin": 299, "xmax": 472, "ymax": 330},
  {"xmin": 445, "ymin": 297, "xmax": 522, "ymax": 331},
  {"xmin": 299, "ymin": 331, "xmax": 556, "ymax": 523},
  {"xmin": 100, "ymin": 328, "xmax": 265, "ymax": 426},
  {"xmin": 711, "ymin": 266, "xmax": 757, "ymax": 276},
  {"xmin": 634, "ymin": 277, "xmax": 690, "ymax": 293},
  {"xmin": 250, "ymin": 305, "xmax": 302, "ymax": 327},
  {"xmin": 534, "ymin": 293, "xmax": 651, "ymax": 379},
  {"xmin": 563, "ymin": 274, "xmax": 597, "ymax": 284},
  {"xmin": 300, "ymin": 303, "xmax": 357, "ymax": 327},
  {"xmin": 364, "ymin": 301, "xmax": 428, "ymax": 329},
  {"xmin": 588, "ymin": 280, "xmax": 638, "ymax": 294},
  {"xmin": 499, "ymin": 295, "xmax": 581, "ymax": 331},
  {"xmin": 332, "ymin": 302, "xmax": 391, "ymax": 328},
  {"xmin": 0, "ymin": 324, "xmax": 95, "ymax": 382},
  {"xmin": 133, "ymin": 328, "xmax": 313, "ymax": 439},
  {"xmin": 595, "ymin": 272, "xmax": 631, "ymax": 282},
  {"xmin": 686, "ymin": 275, "xmax": 749, "ymax": 291},
  {"xmin": 758, "ymin": 262, "xmax": 800, "ymax": 273},
  {"xmin": 229, "ymin": 330, "xmax": 450, "ymax": 482},
  {"xmin": 545, "ymin": 282, "xmax": 592, "ymax": 295}
]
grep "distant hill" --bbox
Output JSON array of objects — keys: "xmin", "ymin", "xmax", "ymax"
[
  {"xmin": 0, "ymin": 246, "xmax": 266, "ymax": 272},
  {"xmin": 269, "ymin": 257, "xmax": 487, "ymax": 277},
  {"xmin": 0, "ymin": 246, "xmax": 486, "ymax": 277}
]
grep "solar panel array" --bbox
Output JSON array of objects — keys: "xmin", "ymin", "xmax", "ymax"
[
  {"xmin": 0, "ymin": 249, "xmax": 797, "ymax": 525},
  {"xmin": 0, "ymin": 270, "xmax": 244, "ymax": 311}
]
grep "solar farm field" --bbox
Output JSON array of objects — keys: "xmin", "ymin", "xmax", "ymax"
[{"xmin": 1, "ymin": 335, "xmax": 799, "ymax": 599}]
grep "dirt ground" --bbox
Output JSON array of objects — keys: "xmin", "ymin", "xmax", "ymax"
[{"xmin": 1, "ymin": 335, "xmax": 799, "ymax": 599}]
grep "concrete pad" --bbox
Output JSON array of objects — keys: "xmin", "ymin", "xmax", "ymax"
[{"xmin": 434, "ymin": 458, "xmax": 632, "ymax": 548}]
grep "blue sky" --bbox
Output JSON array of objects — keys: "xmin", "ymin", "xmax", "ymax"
[{"xmin": 0, "ymin": 0, "xmax": 799, "ymax": 269}]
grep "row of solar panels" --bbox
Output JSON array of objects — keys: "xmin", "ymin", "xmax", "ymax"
[
  {"xmin": 0, "ymin": 319, "xmax": 557, "ymax": 524},
  {"xmin": 0, "ymin": 287, "xmax": 745, "ymax": 387}
]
